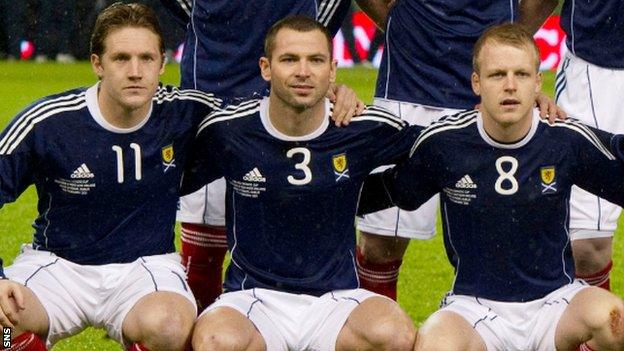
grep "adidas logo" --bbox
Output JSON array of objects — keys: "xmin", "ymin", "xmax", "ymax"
[
  {"xmin": 455, "ymin": 174, "xmax": 476, "ymax": 189},
  {"xmin": 243, "ymin": 167, "xmax": 266, "ymax": 182},
  {"xmin": 70, "ymin": 163, "xmax": 95, "ymax": 179}
]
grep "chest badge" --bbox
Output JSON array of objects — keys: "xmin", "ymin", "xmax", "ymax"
[
  {"xmin": 332, "ymin": 153, "xmax": 350, "ymax": 181},
  {"xmin": 162, "ymin": 144, "xmax": 176, "ymax": 172},
  {"xmin": 540, "ymin": 166, "xmax": 557, "ymax": 194}
]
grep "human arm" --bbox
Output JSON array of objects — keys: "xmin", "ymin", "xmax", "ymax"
[
  {"xmin": 0, "ymin": 277, "xmax": 25, "ymax": 328},
  {"xmin": 327, "ymin": 83, "xmax": 365, "ymax": 127},
  {"xmin": 355, "ymin": 0, "xmax": 396, "ymax": 30},
  {"xmin": 535, "ymin": 92, "xmax": 567, "ymax": 123},
  {"xmin": 573, "ymin": 125, "xmax": 624, "ymax": 206},
  {"xmin": 517, "ymin": 0, "xmax": 559, "ymax": 35},
  {"xmin": 318, "ymin": 0, "xmax": 353, "ymax": 36}
]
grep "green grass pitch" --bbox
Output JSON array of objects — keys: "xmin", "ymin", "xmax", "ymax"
[{"xmin": 0, "ymin": 62, "xmax": 622, "ymax": 350}]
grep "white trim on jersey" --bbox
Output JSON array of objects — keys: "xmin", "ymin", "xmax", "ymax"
[
  {"xmin": 196, "ymin": 99, "xmax": 262, "ymax": 135},
  {"xmin": 317, "ymin": 0, "xmax": 340, "ymax": 27},
  {"xmin": 539, "ymin": 118, "xmax": 616, "ymax": 160},
  {"xmin": 348, "ymin": 105, "xmax": 407, "ymax": 130},
  {"xmin": 0, "ymin": 92, "xmax": 87, "ymax": 155},
  {"xmin": 561, "ymin": 196, "xmax": 574, "ymax": 283},
  {"xmin": 443, "ymin": 202, "xmax": 461, "ymax": 292},
  {"xmin": 175, "ymin": 0, "xmax": 192, "ymax": 18},
  {"xmin": 153, "ymin": 86, "xmax": 222, "ymax": 108},
  {"xmin": 409, "ymin": 110, "xmax": 479, "ymax": 157}
]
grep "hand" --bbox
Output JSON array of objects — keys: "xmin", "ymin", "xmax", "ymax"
[
  {"xmin": 535, "ymin": 92, "xmax": 567, "ymax": 124},
  {"xmin": 327, "ymin": 83, "xmax": 365, "ymax": 127},
  {"xmin": 0, "ymin": 279, "xmax": 25, "ymax": 328}
]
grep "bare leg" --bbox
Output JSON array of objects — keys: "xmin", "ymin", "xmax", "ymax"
[
  {"xmin": 192, "ymin": 307, "xmax": 266, "ymax": 351},
  {"xmin": 415, "ymin": 311, "xmax": 486, "ymax": 351}
]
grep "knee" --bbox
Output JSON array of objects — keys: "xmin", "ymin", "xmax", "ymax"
[
  {"xmin": 359, "ymin": 233, "xmax": 409, "ymax": 263},
  {"xmin": 139, "ymin": 304, "xmax": 195, "ymax": 350},
  {"xmin": 192, "ymin": 330, "xmax": 248, "ymax": 351},
  {"xmin": 365, "ymin": 317, "xmax": 416, "ymax": 351}
]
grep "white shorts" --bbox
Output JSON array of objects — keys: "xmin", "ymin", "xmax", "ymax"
[
  {"xmin": 436, "ymin": 280, "xmax": 588, "ymax": 351},
  {"xmin": 5, "ymin": 245, "xmax": 196, "ymax": 348},
  {"xmin": 201, "ymin": 288, "xmax": 381, "ymax": 351},
  {"xmin": 356, "ymin": 98, "xmax": 462, "ymax": 239},
  {"xmin": 177, "ymin": 177, "xmax": 226, "ymax": 226},
  {"xmin": 556, "ymin": 51, "xmax": 624, "ymax": 238}
]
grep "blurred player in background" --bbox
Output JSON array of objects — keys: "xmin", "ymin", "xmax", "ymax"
[
  {"xmin": 0, "ymin": 3, "xmax": 221, "ymax": 350},
  {"xmin": 353, "ymin": 0, "xmax": 560, "ymax": 300},
  {"xmin": 361, "ymin": 24, "xmax": 624, "ymax": 351},
  {"xmin": 183, "ymin": 16, "xmax": 419, "ymax": 351},
  {"xmin": 161, "ymin": 0, "xmax": 359, "ymax": 311},
  {"xmin": 552, "ymin": 0, "xmax": 624, "ymax": 291}
]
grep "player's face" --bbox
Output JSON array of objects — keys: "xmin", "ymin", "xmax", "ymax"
[
  {"xmin": 260, "ymin": 28, "xmax": 336, "ymax": 111},
  {"xmin": 91, "ymin": 26, "xmax": 164, "ymax": 115},
  {"xmin": 472, "ymin": 41, "xmax": 541, "ymax": 139}
]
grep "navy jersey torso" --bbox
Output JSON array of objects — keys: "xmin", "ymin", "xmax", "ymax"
[
  {"xmin": 0, "ymin": 85, "xmax": 219, "ymax": 265},
  {"xmin": 165, "ymin": 0, "xmax": 349, "ymax": 96},
  {"xmin": 180, "ymin": 1, "xmax": 316, "ymax": 96},
  {"xmin": 376, "ymin": 0, "xmax": 517, "ymax": 109},
  {"xmin": 383, "ymin": 110, "xmax": 624, "ymax": 301},
  {"xmin": 560, "ymin": 0, "xmax": 624, "ymax": 68},
  {"xmin": 183, "ymin": 98, "xmax": 420, "ymax": 295}
]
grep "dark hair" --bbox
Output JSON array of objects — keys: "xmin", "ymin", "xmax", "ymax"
[
  {"xmin": 473, "ymin": 23, "xmax": 541, "ymax": 74},
  {"xmin": 90, "ymin": 2, "xmax": 165, "ymax": 57},
  {"xmin": 264, "ymin": 15, "xmax": 333, "ymax": 59}
]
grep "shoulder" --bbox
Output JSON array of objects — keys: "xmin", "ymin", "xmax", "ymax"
[
  {"xmin": 410, "ymin": 109, "xmax": 478, "ymax": 153},
  {"xmin": 196, "ymin": 98, "xmax": 262, "ymax": 135},
  {"xmin": 0, "ymin": 88, "xmax": 88, "ymax": 155},
  {"xmin": 153, "ymin": 85, "xmax": 222, "ymax": 108},
  {"xmin": 539, "ymin": 117, "xmax": 616, "ymax": 160},
  {"xmin": 347, "ymin": 104, "xmax": 408, "ymax": 130}
]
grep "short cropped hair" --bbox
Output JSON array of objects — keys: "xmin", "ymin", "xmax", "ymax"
[
  {"xmin": 90, "ymin": 2, "xmax": 165, "ymax": 57},
  {"xmin": 472, "ymin": 23, "xmax": 541, "ymax": 74},
  {"xmin": 264, "ymin": 15, "xmax": 333, "ymax": 59}
]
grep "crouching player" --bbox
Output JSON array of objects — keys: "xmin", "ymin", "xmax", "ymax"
[
  {"xmin": 361, "ymin": 24, "xmax": 624, "ymax": 350},
  {"xmin": 0, "ymin": 3, "xmax": 222, "ymax": 350},
  {"xmin": 182, "ymin": 16, "xmax": 419, "ymax": 351}
]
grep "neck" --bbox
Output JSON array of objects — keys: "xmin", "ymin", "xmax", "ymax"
[
  {"xmin": 481, "ymin": 111, "xmax": 533, "ymax": 144},
  {"xmin": 268, "ymin": 95, "xmax": 326, "ymax": 137},
  {"xmin": 97, "ymin": 88, "xmax": 149, "ymax": 129}
]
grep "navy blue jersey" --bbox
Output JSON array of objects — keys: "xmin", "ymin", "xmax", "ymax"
[
  {"xmin": 0, "ymin": 84, "xmax": 220, "ymax": 266},
  {"xmin": 376, "ymin": 0, "xmax": 517, "ymax": 109},
  {"xmin": 372, "ymin": 110, "xmax": 624, "ymax": 302},
  {"xmin": 162, "ymin": 0, "xmax": 349, "ymax": 97},
  {"xmin": 560, "ymin": 0, "xmax": 624, "ymax": 68},
  {"xmin": 182, "ymin": 98, "xmax": 421, "ymax": 295}
]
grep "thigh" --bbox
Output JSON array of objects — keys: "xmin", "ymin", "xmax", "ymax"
[
  {"xmin": 332, "ymin": 290, "xmax": 415, "ymax": 351},
  {"xmin": 5, "ymin": 246, "xmax": 92, "ymax": 348},
  {"xmin": 104, "ymin": 253, "xmax": 196, "ymax": 344},
  {"xmin": 199, "ymin": 289, "xmax": 289, "ymax": 351}
]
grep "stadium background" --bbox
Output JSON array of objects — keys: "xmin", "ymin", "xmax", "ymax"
[{"xmin": 0, "ymin": 7, "xmax": 622, "ymax": 350}]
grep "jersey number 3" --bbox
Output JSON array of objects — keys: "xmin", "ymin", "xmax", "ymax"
[{"xmin": 287, "ymin": 147, "xmax": 312, "ymax": 186}]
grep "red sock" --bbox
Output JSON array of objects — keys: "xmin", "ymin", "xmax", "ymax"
[
  {"xmin": 126, "ymin": 344, "xmax": 152, "ymax": 351},
  {"xmin": 181, "ymin": 223, "xmax": 228, "ymax": 312},
  {"xmin": 4, "ymin": 332, "xmax": 47, "ymax": 351},
  {"xmin": 576, "ymin": 342, "xmax": 596, "ymax": 351},
  {"xmin": 577, "ymin": 260, "xmax": 613, "ymax": 291},
  {"xmin": 355, "ymin": 246, "xmax": 402, "ymax": 300}
]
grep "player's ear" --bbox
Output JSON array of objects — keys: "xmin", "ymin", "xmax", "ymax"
[
  {"xmin": 471, "ymin": 71, "xmax": 481, "ymax": 96},
  {"xmin": 329, "ymin": 59, "xmax": 337, "ymax": 83},
  {"xmin": 260, "ymin": 56, "xmax": 271, "ymax": 82},
  {"xmin": 91, "ymin": 54, "xmax": 103, "ymax": 79},
  {"xmin": 535, "ymin": 70, "xmax": 542, "ymax": 93},
  {"xmin": 160, "ymin": 54, "xmax": 166, "ymax": 75}
]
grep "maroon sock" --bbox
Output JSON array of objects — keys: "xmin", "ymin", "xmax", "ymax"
[
  {"xmin": 355, "ymin": 246, "xmax": 402, "ymax": 300},
  {"xmin": 181, "ymin": 223, "xmax": 228, "ymax": 312},
  {"xmin": 4, "ymin": 332, "xmax": 47, "ymax": 351},
  {"xmin": 577, "ymin": 260, "xmax": 613, "ymax": 291}
]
